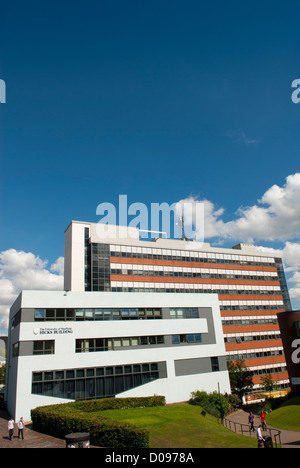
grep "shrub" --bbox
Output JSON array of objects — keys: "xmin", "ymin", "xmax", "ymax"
[{"xmin": 189, "ymin": 391, "xmax": 230, "ymax": 418}]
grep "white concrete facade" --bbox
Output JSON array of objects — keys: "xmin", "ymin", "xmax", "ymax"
[
  {"xmin": 64, "ymin": 220, "xmax": 285, "ymax": 293},
  {"xmin": 6, "ymin": 291, "xmax": 231, "ymax": 421}
]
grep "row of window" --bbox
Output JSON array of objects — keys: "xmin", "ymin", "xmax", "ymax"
[
  {"xmin": 34, "ymin": 307, "xmax": 163, "ymax": 322},
  {"xmin": 227, "ymin": 349, "xmax": 284, "ymax": 361},
  {"xmin": 33, "ymin": 307, "xmax": 200, "ymax": 322},
  {"xmin": 112, "ymin": 278, "xmax": 281, "ymax": 297},
  {"xmin": 110, "ymin": 249, "xmax": 276, "ymax": 267},
  {"xmin": 250, "ymin": 365, "xmax": 287, "ymax": 377},
  {"xmin": 76, "ymin": 335, "xmax": 165, "ymax": 353},
  {"xmin": 222, "ymin": 318, "xmax": 278, "ymax": 326},
  {"xmin": 220, "ymin": 305, "xmax": 283, "ymax": 311},
  {"xmin": 13, "ymin": 332, "xmax": 203, "ymax": 357},
  {"xmin": 252, "ymin": 382, "xmax": 290, "ymax": 393},
  {"xmin": 32, "ymin": 362, "xmax": 162, "ymax": 400},
  {"xmin": 224, "ymin": 334, "xmax": 281, "ymax": 343},
  {"xmin": 33, "ymin": 363, "xmax": 159, "ymax": 381},
  {"xmin": 109, "ymin": 288, "xmax": 285, "ymax": 309},
  {"xmin": 76, "ymin": 334, "xmax": 202, "ymax": 353},
  {"xmin": 111, "ymin": 268, "xmax": 279, "ymax": 283}
]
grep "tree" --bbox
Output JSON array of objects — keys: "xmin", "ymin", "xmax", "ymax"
[
  {"xmin": 227, "ymin": 359, "xmax": 254, "ymax": 399},
  {"xmin": 0, "ymin": 363, "xmax": 6, "ymax": 386},
  {"xmin": 260, "ymin": 374, "xmax": 277, "ymax": 396}
]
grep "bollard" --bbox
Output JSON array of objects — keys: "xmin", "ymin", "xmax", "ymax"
[{"xmin": 65, "ymin": 432, "xmax": 90, "ymax": 448}]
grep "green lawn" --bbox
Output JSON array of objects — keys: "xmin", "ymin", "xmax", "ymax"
[
  {"xmin": 100, "ymin": 404, "xmax": 257, "ymax": 448},
  {"xmin": 267, "ymin": 396, "xmax": 300, "ymax": 432}
]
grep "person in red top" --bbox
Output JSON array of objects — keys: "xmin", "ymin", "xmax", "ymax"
[{"xmin": 260, "ymin": 411, "xmax": 267, "ymax": 430}]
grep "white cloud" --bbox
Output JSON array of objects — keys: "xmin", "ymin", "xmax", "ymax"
[
  {"xmin": 177, "ymin": 173, "xmax": 300, "ymax": 244},
  {"xmin": 0, "ymin": 249, "xmax": 63, "ymax": 333},
  {"xmin": 176, "ymin": 173, "xmax": 300, "ymax": 306},
  {"xmin": 287, "ymin": 271, "xmax": 300, "ymax": 302},
  {"xmin": 281, "ymin": 242, "xmax": 300, "ymax": 272},
  {"xmin": 227, "ymin": 129, "xmax": 261, "ymax": 145},
  {"xmin": 50, "ymin": 257, "xmax": 64, "ymax": 275},
  {"xmin": 249, "ymin": 243, "xmax": 300, "ymax": 302}
]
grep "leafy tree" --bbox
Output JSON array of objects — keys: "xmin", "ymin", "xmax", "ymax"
[
  {"xmin": 0, "ymin": 363, "xmax": 6, "ymax": 386},
  {"xmin": 227, "ymin": 359, "xmax": 253, "ymax": 398},
  {"xmin": 260, "ymin": 374, "xmax": 277, "ymax": 395},
  {"xmin": 189, "ymin": 390, "xmax": 230, "ymax": 418}
]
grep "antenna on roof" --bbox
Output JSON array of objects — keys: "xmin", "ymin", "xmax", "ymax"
[
  {"xmin": 177, "ymin": 214, "xmax": 186, "ymax": 240},
  {"xmin": 177, "ymin": 212, "xmax": 194, "ymax": 242}
]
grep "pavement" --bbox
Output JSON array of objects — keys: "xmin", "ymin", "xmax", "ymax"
[
  {"xmin": 225, "ymin": 410, "xmax": 300, "ymax": 448},
  {"xmin": 0, "ymin": 408, "xmax": 65, "ymax": 448}
]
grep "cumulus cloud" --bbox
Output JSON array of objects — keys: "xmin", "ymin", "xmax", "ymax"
[
  {"xmin": 281, "ymin": 242, "xmax": 300, "ymax": 272},
  {"xmin": 0, "ymin": 249, "xmax": 63, "ymax": 333},
  {"xmin": 288, "ymin": 271, "xmax": 300, "ymax": 302},
  {"xmin": 176, "ymin": 173, "xmax": 300, "ymax": 305},
  {"xmin": 50, "ymin": 257, "xmax": 64, "ymax": 275},
  {"xmin": 282, "ymin": 242, "xmax": 300, "ymax": 302},
  {"xmin": 176, "ymin": 173, "xmax": 300, "ymax": 244}
]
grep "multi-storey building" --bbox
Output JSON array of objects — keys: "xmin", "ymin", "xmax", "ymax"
[
  {"xmin": 65, "ymin": 221, "xmax": 292, "ymax": 397},
  {"xmin": 5, "ymin": 291, "xmax": 230, "ymax": 420}
]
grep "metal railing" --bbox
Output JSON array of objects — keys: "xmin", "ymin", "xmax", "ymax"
[{"xmin": 223, "ymin": 418, "xmax": 282, "ymax": 448}]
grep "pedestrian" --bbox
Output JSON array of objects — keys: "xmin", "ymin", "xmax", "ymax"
[
  {"xmin": 248, "ymin": 412, "xmax": 255, "ymax": 432},
  {"xmin": 18, "ymin": 417, "xmax": 24, "ymax": 440},
  {"xmin": 256, "ymin": 424, "xmax": 265, "ymax": 448},
  {"xmin": 260, "ymin": 411, "xmax": 267, "ymax": 431},
  {"xmin": 8, "ymin": 418, "xmax": 14, "ymax": 440}
]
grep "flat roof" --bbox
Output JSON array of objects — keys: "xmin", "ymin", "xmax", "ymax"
[
  {"xmin": 65, "ymin": 220, "xmax": 282, "ymax": 259},
  {"xmin": 13, "ymin": 290, "xmax": 220, "ymax": 311}
]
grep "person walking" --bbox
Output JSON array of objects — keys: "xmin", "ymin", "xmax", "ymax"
[
  {"xmin": 260, "ymin": 411, "xmax": 267, "ymax": 431},
  {"xmin": 8, "ymin": 418, "xmax": 14, "ymax": 440},
  {"xmin": 256, "ymin": 424, "xmax": 265, "ymax": 448},
  {"xmin": 18, "ymin": 417, "xmax": 24, "ymax": 440},
  {"xmin": 248, "ymin": 412, "xmax": 255, "ymax": 432}
]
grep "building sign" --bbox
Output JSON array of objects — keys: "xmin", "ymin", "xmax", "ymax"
[{"xmin": 33, "ymin": 327, "xmax": 73, "ymax": 335}]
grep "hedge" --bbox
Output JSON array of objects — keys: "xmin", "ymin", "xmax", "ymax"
[
  {"xmin": 31, "ymin": 396, "xmax": 165, "ymax": 448},
  {"xmin": 71, "ymin": 395, "xmax": 166, "ymax": 412}
]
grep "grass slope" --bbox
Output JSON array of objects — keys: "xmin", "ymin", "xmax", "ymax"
[
  {"xmin": 267, "ymin": 396, "xmax": 300, "ymax": 432},
  {"xmin": 101, "ymin": 404, "xmax": 257, "ymax": 448}
]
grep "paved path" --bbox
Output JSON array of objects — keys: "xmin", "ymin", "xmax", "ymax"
[
  {"xmin": 225, "ymin": 410, "xmax": 300, "ymax": 448},
  {"xmin": 0, "ymin": 409, "xmax": 65, "ymax": 448}
]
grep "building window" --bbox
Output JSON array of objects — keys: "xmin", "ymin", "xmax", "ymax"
[
  {"xmin": 32, "ymin": 361, "xmax": 165, "ymax": 400},
  {"xmin": 34, "ymin": 307, "xmax": 162, "ymax": 322},
  {"xmin": 211, "ymin": 357, "xmax": 219, "ymax": 372},
  {"xmin": 226, "ymin": 349, "xmax": 283, "ymax": 361},
  {"xmin": 91, "ymin": 243, "xmax": 111, "ymax": 292},
  {"xmin": 75, "ymin": 335, "xmax": 165, "ymax": 353},
  {"xmin": 224, "ymin": 333, "xmax": 281, "ymax": 344},
  {"xmin": 33, "ymin": 340, "xmax": 55, "ymax": 355},
  {"xmin": 172, "ymin": 334, "xmax": 202, "ymax": 344},
  {"xmin": 169, "ymin": 308, "xmax": 199, "ymax": 319},
  {"xmin": 12, "ymin": 342, "xmax": 19, "ymax": 357}
]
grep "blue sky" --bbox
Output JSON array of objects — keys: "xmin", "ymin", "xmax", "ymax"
[{"xmin": 1, "ymin": 0, "xmax": 300, "ymax": 331}]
